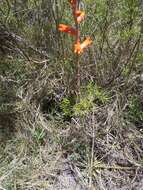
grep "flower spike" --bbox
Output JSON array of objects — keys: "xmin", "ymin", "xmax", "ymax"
[
  {"xmin": 58, "ymin": 24, "xmax": 77, "ymax": 36},
  {"xmin": 75, "ymin": 11, "xmax": 85, "ymax": 23},
  {"xmin": 59, "ymin": 1, "xmax": 92, "ymax": 55}
]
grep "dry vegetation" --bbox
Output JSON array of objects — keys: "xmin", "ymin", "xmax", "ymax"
[{"xmin": 0, "ymin": 0, "xmax": 143, "ymax": 189}]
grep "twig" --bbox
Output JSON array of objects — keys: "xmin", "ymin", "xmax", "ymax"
[{"xmin": 89, "ymin": 112, "xmax": 95, "ymax": 190}]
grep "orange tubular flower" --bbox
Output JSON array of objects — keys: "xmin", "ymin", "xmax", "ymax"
[
  {"xmin": 74, "ymin": 40, "xmax": 82, "ymax": 54},
  {"xmin": 58, "ymin": 24, "xmax": 77, "ymax": 36},
  {"xmin": 74, "ymin": 37, "xmax": 92, "ymax": 54},
  {"xmin": 75, "ymin": 10, "xmax": 85, "ymax": 23}
]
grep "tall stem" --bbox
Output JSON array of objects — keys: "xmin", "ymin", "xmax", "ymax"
[{"xmin": 72, "ymin": 1, "xmax": 80, "ymax": 102}]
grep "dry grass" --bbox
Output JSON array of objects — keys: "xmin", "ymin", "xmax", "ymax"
[
  {"xmin": 0, "ymin": 0, "xmax": 143, "ymax": 189},
  {"xmin": 0, "ymin": 59, "xmax": 143, "ymax": 189}
]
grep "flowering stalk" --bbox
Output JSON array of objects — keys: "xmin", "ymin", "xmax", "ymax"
[{"xmin": 58, "ymin": 0, "xmax": 92, "ymax": 101}]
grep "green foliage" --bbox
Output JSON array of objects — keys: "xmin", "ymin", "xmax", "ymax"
[
  {"xmin": 60, "ymin": 83, "xmax": 109, "ymax": 117},
  {"xmin": 119, "ymin": 26, "xmax": 140, "ymax": 41},
  {"xmin": 136, "ymin": 51, "xmax": 143, "ymax": 64},
  {"xmin": 32, "ymin": 127, "xmax": 46, "ymax": 144},
  {"xmin": 60, "ymin": 98, "xmax": 73, "ymax": 117},
  {"xmin": 86, "ymin": 82, "xmax": 110, "ymax": 104},
  {"xmin": 94, "ymin": 85, "xmax": 110, "ymax": 105},
  {"xmin": 73, "ymin": 83, "xmax": 110, "ymax": 116},
  {"xmin": 128, "ymin": 96, "xmax": 143, "ymax": 124},
  {"xmin": 73, "ymin": 97, "xmax": 94, "ymax": 116},
  {"xmin": 122, "ymin": 67, "xmax": 130, "ymax": 77}
]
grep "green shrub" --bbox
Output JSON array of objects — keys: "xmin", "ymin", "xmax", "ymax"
[{"xmin": 128, "ymin": 96, "xmax": 143, "ymax": 124}]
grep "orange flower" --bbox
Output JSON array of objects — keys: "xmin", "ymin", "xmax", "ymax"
[
  {"xmin": 74, "ymin": 40, "xmax": 82, "ymax": 54},
  {"xmin": 58, "ymin": 24, "xmax": 77, "ymax": 36},
  {"xmin": 74, "ymin": 37, "xmax": 92, "ymax": 54},
  {"xmin": 75, "ymin": 10, "xmax": 85, "ymax": 23}
]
